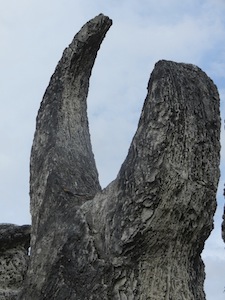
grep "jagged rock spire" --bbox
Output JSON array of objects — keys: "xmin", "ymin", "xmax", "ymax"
[
  {"xmin": 20, "ymin": 14, "xmax": 112, "ymax": 299},
  {"xmin": 20, "ymin": 15, "xmax": 220, "ymax": 300}
]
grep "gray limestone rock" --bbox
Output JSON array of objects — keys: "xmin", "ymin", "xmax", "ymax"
[
  {"xmin": 20, "ymin": 14, "xmax": 220, "ymax": 300},
  {"xmin": 0, "ymin": 224, "xmax": 30, "ymax": 299}
]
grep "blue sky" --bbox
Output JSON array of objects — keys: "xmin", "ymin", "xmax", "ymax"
[{"xmin": 1, "ymin": 1, "xmax": 225, "ymax": 299}]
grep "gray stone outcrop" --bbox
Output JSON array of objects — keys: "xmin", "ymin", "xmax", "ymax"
[
  {"xmin": 18, "ymin": 14, "xmax": 220, "ymax": 300},
  {"xmin": 0, "ymin": 224, "xmax": 30, "ymax": 299}
]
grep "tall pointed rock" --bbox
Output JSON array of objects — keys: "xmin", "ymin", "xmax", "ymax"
[
  {"xmin": 82, "ymin": 60, "xmax": 220, "ymax": 300},
  {"xmin": 20, "ymin": 14, "xmax": 112, "ymax": 299}
]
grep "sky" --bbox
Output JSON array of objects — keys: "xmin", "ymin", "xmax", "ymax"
[{"xmin": 1, "ymin": 0, "xmax": 225, "ymax": 299}]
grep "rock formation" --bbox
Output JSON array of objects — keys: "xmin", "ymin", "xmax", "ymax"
[
  {"xmin": 222, "ymin": 206, "xmax": 225, "ymax": 242},
  {"xmin": 0, "ymin": 224, "xmax": 30, "ymax": 299},
  {"xmin": 19, "ymin": 14, "xmax": 220, "ymax": 300}
]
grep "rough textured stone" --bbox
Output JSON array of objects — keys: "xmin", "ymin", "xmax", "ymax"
[
  {"xmin": 0, "ymin": 224, "xmax": 30, "ymax": 299},
  {"xmin": 222, "ymin": 206, "xmax": 225, "ymax": 242},
  {"xmin": 20, "ymin": 14, "xmax": 220, "ymax": 300}
]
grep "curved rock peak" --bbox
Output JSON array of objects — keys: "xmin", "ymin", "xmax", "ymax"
[
  {"xmin": 20, "ymin": 15, "xmax": 220, "ymax": 300},
  {"xmin": 0, "ymin": 224, "xmax": 30, "ymax": 299}
]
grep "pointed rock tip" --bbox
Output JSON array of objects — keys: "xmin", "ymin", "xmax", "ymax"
[
  {"xmin": 90, "ymin": 13, "xmax": 112, "ymax": 25},
  {"xmin": 68, "ymin": 14, "xmax": 112, "ymax": 52},
  {"xmin": 81, "ymin": 13, "xmax": 112, "ymax": 30}
]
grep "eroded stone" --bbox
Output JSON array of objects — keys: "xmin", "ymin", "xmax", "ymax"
[{"xmin": 19, "ymin": 15, "xmax": 220, "ymax": 300}]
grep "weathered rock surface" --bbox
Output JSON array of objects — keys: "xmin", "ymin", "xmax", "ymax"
[
  {"xmin": 0, "ymin": 224, "xmax": 30, "ymax": 300},
  {"xmin": 20, "ymin": 14, "xmax": 220, "ymax": 300},
  {"xmin": 222, "ymin": 206, "xmax": 225, "ymax": 242}
]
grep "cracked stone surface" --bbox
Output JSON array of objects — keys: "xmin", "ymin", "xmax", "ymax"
[{"xmin": 19, "ymin": 14, "xmax": 220, "ymax": 300}]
